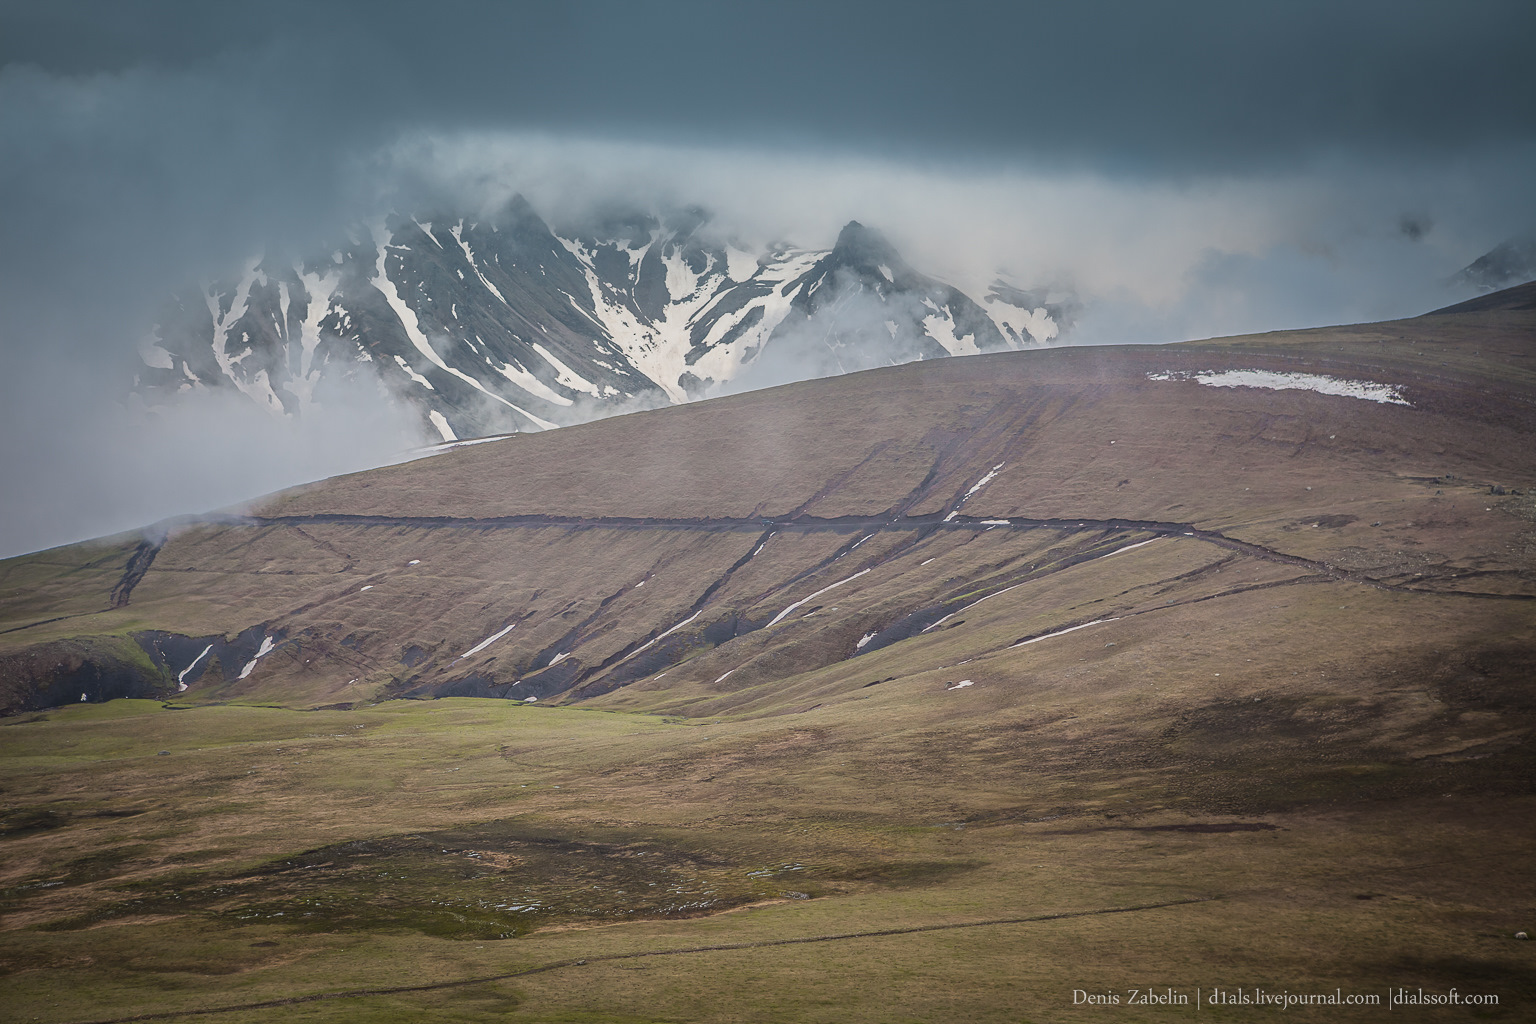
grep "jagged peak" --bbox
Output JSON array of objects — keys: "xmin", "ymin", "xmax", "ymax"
[
  {"xmin": 486, "ymin": 192, "xmax": 553, "ymax": 234},
  {"xmin": 828, "ymin": 221, "xmax": 906, "ymax": 276}
]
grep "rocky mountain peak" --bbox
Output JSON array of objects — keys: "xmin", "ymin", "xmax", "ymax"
[
  {"xmin": 137, "ymin": 198, "xmax": 1065, "ymax": 441},
  {"xmin": 828, "ymin": 221, "xmax": 905, "ymax": 275}
]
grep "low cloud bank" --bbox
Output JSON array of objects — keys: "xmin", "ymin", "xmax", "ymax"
[
  {"xmin": 0, "ymin": 366, "xmax": 425, "ymax": 558},
  {"xmin": 396, "ymin": 131, "xmax": 1536, "ymax": 340}
]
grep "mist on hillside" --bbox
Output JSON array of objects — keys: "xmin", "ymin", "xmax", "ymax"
[{"xmin": 2, "ymin": 2, "xmax": 1534, "ymax": 558}]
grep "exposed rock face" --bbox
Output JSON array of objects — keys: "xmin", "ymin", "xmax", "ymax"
[
  {"xmin": 0, "ymin": 638, "xmax": 169, "ymax": 714},
  {"xmin": 136, "ymin": 199, "xmax": 1059, "ymax": 440}
]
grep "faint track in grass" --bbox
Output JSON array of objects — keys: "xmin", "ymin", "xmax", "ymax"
[{"xmin": 58, "ymin": 896, "xmax": 1218, "ymax": 1024}]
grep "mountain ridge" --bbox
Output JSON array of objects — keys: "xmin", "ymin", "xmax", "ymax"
[{"xmin": 136, "ymin": 198, "xmax": 1056, "ymax": 441}]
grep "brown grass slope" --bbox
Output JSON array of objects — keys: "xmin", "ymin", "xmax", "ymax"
[
  {"xmin": 3, "ymin": 289, "xmax": 1532, "ymax": 716},
  {"xmin": 0, "ymin": 289, "xmax": 1533, "ymax": 1022}
]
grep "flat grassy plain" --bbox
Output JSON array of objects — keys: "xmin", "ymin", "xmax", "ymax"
[{"xmin": 3, "ymin": 618, "xmax": 1533, "ymax": 1024}]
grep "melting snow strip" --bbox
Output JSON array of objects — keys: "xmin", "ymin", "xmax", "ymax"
[
  {"xmin": 238, "ymin": 635, "xmax": 276, "ymax": 680},
  {"xmin": 1147, "ymin": 369, "xmax": 1409, "ymax": 405},
  {"xmin": 767, "ymin": 569, "xmax": 872, "ymax": 627},
  {"xmin": 427, "ymin": 410, "xmax": 456, "ymax": 442},
  {"xmin": 946, "ymin": 679, "xmax": 975, "ymax": 690},
  {"xmin": 415, "ymin": 434, "xmax": 517, "ymax": 455},
  {"xmin": 625, "ymin": 611, "xmax": 702, "ymax": 660},
  {"xmin": 455, "ymin": 623, "xmax": 516, "ymax": 663},
  {"xmin": 178, "ymin": 644, "xmax": 213, "ymax": 691},
  {"xmin": 923, "ymin": 538, "xmax": 1156, "ymax": 636},
  {"xmin": 392, "ymin": 354, "xmax": 435, "ymax": 390},
  {"xmin": 714, "ymin": 669, "xmax": 735, "ymax": 684},
  {"xmin": 1009, "ymin": 618, "xmax": 1119, "ymax": 649},
  {"xmin": 962, "ymin": 462, "xmax": 1006, "ymax": 500},
  {"xmin": 856, "ymin": 631, "xmax": 879, "ymax": 649},
  {"xmin": 924, "ymin": 580, "xmax": 1033, "ymax": 633}
]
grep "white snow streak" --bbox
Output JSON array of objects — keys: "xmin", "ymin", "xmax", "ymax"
[
  {"xmin": 923, "ymin": 578, "xmax": 1034, "ymax": 633},
  {"xmin": 456, "ymin": 623, "xmax": 516, "ymax": 663},
  {"xmin": 962, "ymin": 462, "xmax": 1006, "ymax": 501},
  {"xmin": 375, "ymin": 224, "xmax": 557, "ymax": 430},
  {"xmin": 767, "ymin": 569, "xmax": 872, "ymax": 627},
  {"xmin": 239, "ymin": 635, "xmax": 276, "ymax": 680},
  {"xmin": 416, "ymin": 433, "xmax": 524, "ymax": 454},
  {"xmin": 492, "ymin": 358, "xmax": 574, "ymax": 407},
  {"xmin": 1009, "ymin": 618, "xmax": 1118, "ymax": 649},
  {"xmin": 293, "ymin": 267, "xmax": 340, "ymax": 391},
  {"xmin": 625, "ymin": 611, "xmax": 702, "ymax": 660},
  {"xmin": 428, "ymin": 410, "xmax": 456, "ymax": 442},
  {"xmin": 1104, "ymin": 538, "xmax": 1159, "ymax": 557},
  {"xmin": 530, "ymin": 343, "xmax": 600, "ymax": 397},
  {"xmin": 1147, "ymin": 370, "xmax": 1409, "ymax": 405},
  {"xmin": 178, "ymin": 644, "xmax": 213, "ymax": 690},
  {"xmin": 205, "ymin": 261, "xmax": 285, "ymax": 413},
  {"xmin": 393, "ymin": 355, "xmax": 435, "ymax": 390},
  {"xmin": 450, "ymin": 221, "xmax": 509, "ymax": 306},
  {"xmin": 374, "ymin": 231, "xmax": 451, "ymax": 373}
]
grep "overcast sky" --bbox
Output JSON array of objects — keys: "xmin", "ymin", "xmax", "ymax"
[{"xmin": 2, "ymin": 0, "xmax": 1534, "ymax": 556}]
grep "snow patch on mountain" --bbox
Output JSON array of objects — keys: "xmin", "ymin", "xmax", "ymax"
[
  {"xmin": 139, "ymin": 199, "xmax": 1069, "ymax": 439},
  {"xmin": 1148, "ymin": 370, "xmax": 1409, "ymax": 405}
]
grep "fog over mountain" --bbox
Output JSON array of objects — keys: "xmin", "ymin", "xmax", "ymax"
[{"xmin": 2, "ymin": 0, "xmax": 1534, "ymax": 557}]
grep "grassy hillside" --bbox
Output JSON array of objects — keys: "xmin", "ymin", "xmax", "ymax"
[{"xmin": 1, "ymin": 293, "xmax": 1533, "ymax": 1021}]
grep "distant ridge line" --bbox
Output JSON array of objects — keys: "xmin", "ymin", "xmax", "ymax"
[{"xmin": 1427, "ymin": 278, "xmax": 1536, "ymax": 314}]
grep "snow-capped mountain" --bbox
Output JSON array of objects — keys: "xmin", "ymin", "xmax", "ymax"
[
  {"xmin": 1451, "ymin": 231, "xmax": 1536, "ymax": 294},
  {"xmin": 137, "ymin": 197, "xmax": 1064, "ymax": 440}
]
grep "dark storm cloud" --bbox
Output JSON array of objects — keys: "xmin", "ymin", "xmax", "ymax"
[
  {"xmin": 1, "ymin": 0, "xmax": 1534, "ymax": 557},
  {"xmin": 6, "ymin": 0, "xmax": 1535, "ymax": 167}
]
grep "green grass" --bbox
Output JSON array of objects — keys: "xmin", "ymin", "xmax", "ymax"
[{"xmin": 2, "ymin": 696, "xmax": 1533, "ymax": 1023}]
